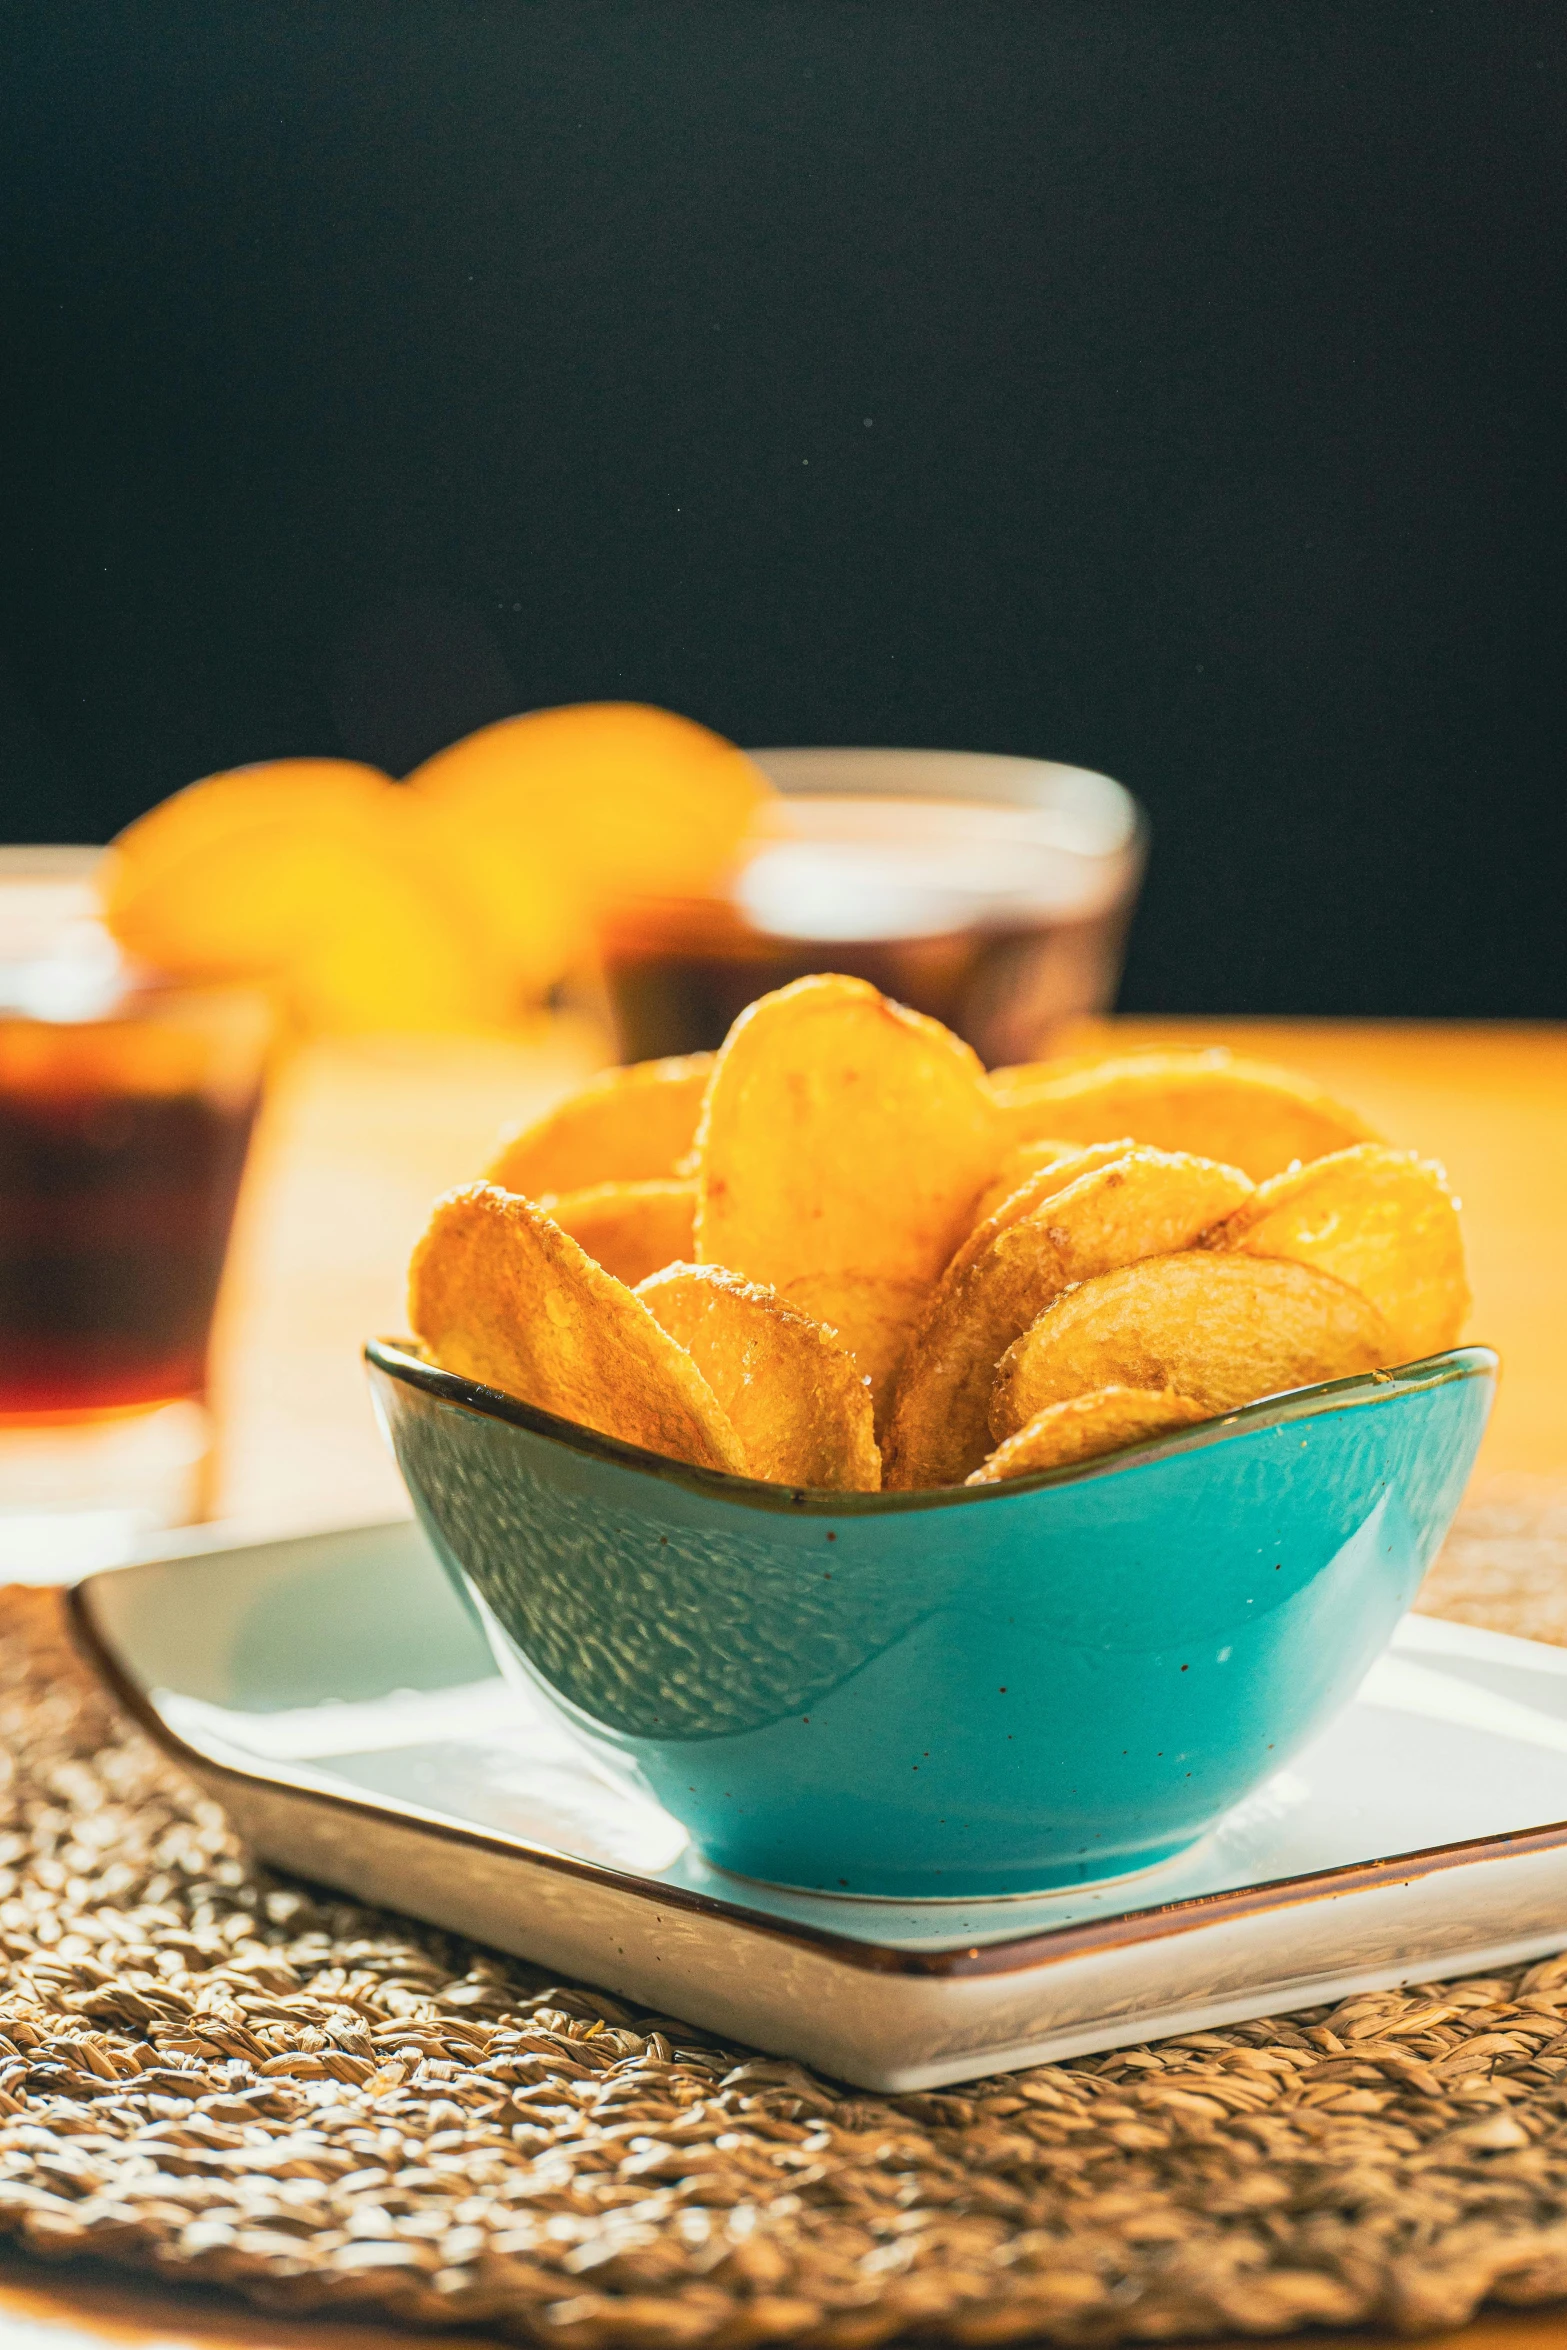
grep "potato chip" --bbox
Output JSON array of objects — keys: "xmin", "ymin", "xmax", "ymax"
[
  {"xmin": 101, "ymin": 760, "xmax": 519, "ymax": 1030},
  {"xmin": 638, "ymin": 1263, "xmax": 880, "ymax": 1490},
  {"xmin": 991, "ymin": 1252, "xmax": 1390, "ymax": 1440},
  {"xmin": 1207, "ymin": 1143, "xmax": 1468, "ymax": 1364},
  {"xmin": 986, "ymin": 1040, "xmax": 1171, "ymax": 1092},
  {"xmin": 883, "ymin": 1149, "xmax": 1254, "ymax": 1488},
  {"xmin": 970, "ymin": 1138, "xmax": 1083, "ymax": 1229},
  {"xmin": 407, "ymin": 703, "xmax": 770, "ymax": 974},
  {"xmin": 489, "ymin": 1054, "xmax": 714, "ymax": 1197},
  {"xmin": 100, "ymin": 758, "xmax": 390, "ymax": 969},
  {"xmin": 986, "ymin": 1047, "xmax": 1378, "ymax": 1181},
  {"xmin": 694, "ymin": 975, "xmax": 999, "ymax": 1403},
  {"xmin": 966, "ymin": 1386, "xmax": 1211, "ymax": 1485},
  {"xmin": 879, "ymin": 1140, "xmax": 1193, "ymax": 1489},
  {"xmin": 962, "ymin": 1140, "xmax": 1141, "ymax": 1251},
  {"xmin": 541, "ymin": 1179, "xmax": 696, "ymax": 1288},
  {"xmin": 883, "ymin": 1146, "xmax": 1151, "ymax": 1494},
  {"xmin": 409, "ymin": 1182, "xmax": 746, "ymax": 1474}
]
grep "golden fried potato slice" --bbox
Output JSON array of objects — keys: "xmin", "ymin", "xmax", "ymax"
[
  {"xmin": 100, "ymin": 758, "xmax": 391, "ymax": 971},
  {"xmin": 986, "ymin": 1040, "xmax": 1173, "ymax": 1091},
  {"xmin": 991, "ymin": 1252, "xmax": 1390, "ymax": 1440},
  {"xmin": 100, "ymin": 760, "xmax": 521, "ymax": 1030},
  {"xmin": 541, "ymin": 1179, "xmax": 696, "ymax": 1288},
  {"xmin": 409, "ymin": 1183, "xmax": 746, "ymax": 1474},
  {"xmin": 694, "ymin": 974, "xmax": 999, "ymax": 1403},
  {"xmin": 408, "ymin": 703, "xmax": 771, "ymax": 910},
  {"xmin": 882, "ymin": 1149, "xmax": 1253, "ymax": 1489},
  {"xmin": 638, "ymin": 1262, "xmax": 880, "ymax": 1491},
  {"xmin": 986, "ymin": 1047, "xmax": 1378, "ymax": 1181},
  {"xmin": 488, "ymin": 1054, "xmax": 713, "ymax": 1196},
  {"xmin": 966, "ymin": 1386, "xmax": 1212, "ymax": 1485},
  {"xmin": 971, "ymin": 1138, "xmax": 1083, "ymax": 1228},
  {"xmin": 963, "ymin": 1140, "xmax": 1140, "ymax": 1251},
  {"xmin": 1207, "ymin": 1144, "xmax": 1469, "ymax": 1364}
]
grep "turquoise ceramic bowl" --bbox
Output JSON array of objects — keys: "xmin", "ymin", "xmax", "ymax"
[{"xmin": 366, "ymin": 1339, "xmax": 1494, "ymax": 1900}]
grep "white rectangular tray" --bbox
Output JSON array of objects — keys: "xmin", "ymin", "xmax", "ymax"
[{"xmin": 74, "ymin": 1517, "xmax": 1567, "ymax": 2092}]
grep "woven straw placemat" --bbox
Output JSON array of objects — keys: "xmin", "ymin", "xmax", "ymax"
[{"xmin": 4, "ymin": 1485, "xmax": 1567, "ymax": 2346}]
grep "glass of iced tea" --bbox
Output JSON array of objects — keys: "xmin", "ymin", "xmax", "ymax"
[
  {"xmin": 0, "ymin": 849, "xmax": 271, "ymax": 1572},
  {"xmin": 596, "ymin": 749, "xmax": 1146, "ymax": 1068}
]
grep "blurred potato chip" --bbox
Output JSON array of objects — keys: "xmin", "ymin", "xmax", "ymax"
[
  {"xmin": 966, "ymin": 1386, "xmax": 1211, "ymax": 1485},
  {"xmin": 694, "ymin": 974, "xmax": 999, "ymax": 1403},
  {"xmin": 101, "ymin": 758, "xmax": 391, "ymax": 969},
  {"xmin": 286, "ymin": 794, "xmax": 526, "ymax": 1031},
  {"xmin": 407, "ymin": 703, "xmax": 771, "ymax": 963},
  {"xmin": 991, "ymin": 1252, "xmax": 1390, "ymax": 1440},
  {"xmin": 101, "ymin": 760, "xmax": 518, "ymax": 1030},
  {"xmin": 1208, "ymin": 1143, "xmax": 1469, "ymax": 1364},
  {"xmin": 409, "ymin": 1182, "xmax": 746, "ymax": 1474},
  {"xmin": 638, "ymin": 1262, "xmax": 880, "ymax": 1491},
  {"xmin": 971, "ymin": 1138, "xmax": 1084, "ymax": 1228},
  {"xmin": 986, "ymin": 1047, "xmax": 1377, "ymax": 1181},
  {"xmin": 883, "ymin": 1149, "xmax": 1254, "ymax": 1489},
  {"xmin": 105, "ymin": 703, "xmax": 769, "ymax": 1022},
  {"xmin": 489, "ymin": 1055, "xmax": 714, "ymax": 1196},
  {"xmin": 541, "ymin": 1179, "xmax": 696, "ymax": 1288},
  {"xmin": 411, "ymin": 797, "xmax": 593, "ymax": 1000}
]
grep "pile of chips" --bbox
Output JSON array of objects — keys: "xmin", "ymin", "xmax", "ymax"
[
  {"xmin": 98, "ymin": 705, "xmax": 769, "ymax": 1032},
  {"xmin": 409, "ymin": 974, "xmax": 1471, "ymax": 1491}
]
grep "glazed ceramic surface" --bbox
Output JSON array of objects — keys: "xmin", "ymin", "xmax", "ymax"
[
  {"xmin": 73, "ymin": 1515, "xmax": 1567, "ymax": 2092},
  {"xmin": 365, "ymin": 1341, "xmax": 1494, "ymax": 1899}
]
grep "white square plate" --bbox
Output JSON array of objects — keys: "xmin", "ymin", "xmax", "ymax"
[{"xmin": 74, "ymin": 1518, "xmax": 1567, "ymax": 2092}]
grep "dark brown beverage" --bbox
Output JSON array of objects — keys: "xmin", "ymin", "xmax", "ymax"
[
  {"xmin": 0, "ymin": 850, "xmax": 273, "ymax": 1491},
  {"xmin": 601, "ymin": 894, "xmax": 1134, "ymax": 1069},
  {"xmin": 598, "ymin": 770, "xmax": 1145, "ymax": 1068},
  {"xmin": 0, "ymin": 856, "xmax": 272, "ymax": 1551},
  {"xmin": 0, "ymin": 1056, "xmax": 261, "ymax": 1417}
]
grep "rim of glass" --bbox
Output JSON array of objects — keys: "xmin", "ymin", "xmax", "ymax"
[{"xmin": 748, "ymin": 747, "xmax": 1143, "ymax": 858}]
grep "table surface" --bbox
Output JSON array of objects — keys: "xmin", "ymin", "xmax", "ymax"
[{"xmin": 8, "ymin": 1015, "xmax": 1567, "ymax": 2350}]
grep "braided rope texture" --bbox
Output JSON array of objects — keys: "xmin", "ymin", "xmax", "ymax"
[{"xmin": 1, "ymin": 1499, "xmax": 1566, "ymax": 2346}]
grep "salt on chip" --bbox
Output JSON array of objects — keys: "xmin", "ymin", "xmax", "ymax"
[
  {"xmin": 638, "ymin": 1263, "xmax": 880, "ymax": 1491},
  {"xmin": 882, "ymin": 1149, "xmax": 1254, "ymax": 1489},
  {"xmin": 970, "ymin": 1137, "xmax": 1084, "ymax": 1229},
  {"xmin": 409, "ymin": 1182, "xmax": 747, "ymax": 1475},
  {"xmin": 488, "ymin": 1054, "xmax": 713, "ymax": 1197},
  {"xmin": 986, "ymin": 1047, "xmax": 1377, "ymax": 1182},
  {"xmin": 693, "ymin": 974, "xmax": 999, "ymax": 1405},
  {"xmin": 882, "ymin": 1139, "xmax": 1138, "ymax": 1471},
  {"xmin": 963, "ymin": 1140, "xmax": 1141, "ymax": 1249},
  {"xmin": 1207, "ymin": 1143, "xmax": 1469, "ymax": 1365},
  {"xmin": 966, "ymin": 1387, "xmax": 1211, "ymax": 1485},
  {"xmin": 541, "ymin": 1179, "xmax": 695, "ymax": 1289},
  {"xmin": 991, "ymin": 1252, "xmax": 1390, "ymax": 1441}
]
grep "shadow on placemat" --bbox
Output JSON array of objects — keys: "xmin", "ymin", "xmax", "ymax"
[{"xmin": 0, "ymin": 1489, "xmax": 1565, "ymax": 2347}]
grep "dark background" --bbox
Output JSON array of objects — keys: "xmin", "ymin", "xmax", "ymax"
[{"xmin": 2, "ymin": 3, "xmax": 1562, "ymax": 1014}]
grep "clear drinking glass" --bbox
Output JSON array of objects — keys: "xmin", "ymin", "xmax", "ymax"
[
  {"xmin": 596, "ymin": 748, "xmax": 1146, "ymax": 1068},
  {"xmin": 0, "ymin": 849, "xmax": 272, "ymax": 1574}
]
